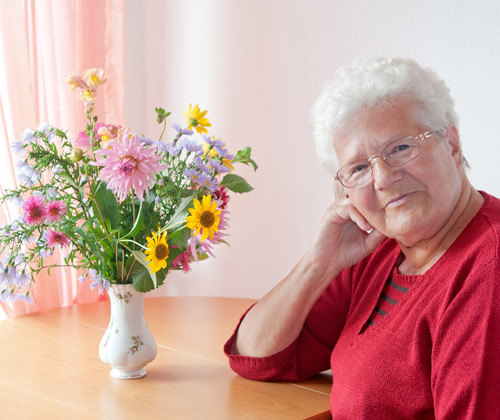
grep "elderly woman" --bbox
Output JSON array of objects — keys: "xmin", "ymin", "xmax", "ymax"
[{"xmin": 224, "ymin": 57, "xmax": 500, "ymax": 419}]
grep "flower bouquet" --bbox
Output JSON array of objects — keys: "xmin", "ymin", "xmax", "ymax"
[{"xmin": 0, "ymin": 68, "xmax": 257, "ymax": 302}]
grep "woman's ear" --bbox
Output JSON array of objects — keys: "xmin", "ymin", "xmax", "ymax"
[
  {"xmin": 444, "ymin": 126, "xmax": 464, "ymax": 168},
  {"xmin": 333, "ymin": 179, "xmax": 348, "ymax": 203}
]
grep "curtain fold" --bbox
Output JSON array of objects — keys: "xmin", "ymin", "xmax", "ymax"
[{"xmin": 0, "ymin": 0, "xmax": 125, "ymax": 318}]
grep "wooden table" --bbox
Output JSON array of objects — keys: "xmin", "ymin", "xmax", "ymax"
[{"xmin": 0, "ymin": 297, "xmax": 332, "ymax": 419}]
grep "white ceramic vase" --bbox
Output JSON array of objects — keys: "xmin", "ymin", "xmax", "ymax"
[{"xmin": 99, "ymin": 284, "xmax": 157, "ymax": 379}]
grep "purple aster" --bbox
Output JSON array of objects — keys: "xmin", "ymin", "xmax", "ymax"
[
  {"xmin": 88, "ymin": 269, "xmax": 110, "ymax": 295},
  {"xmin": 201, "ymin": 176, "xmax": 218, "ymax": 193},
  {"xmin": 172, "ymin": 122, "xmax": 194, "ymax": 136},
  {"xmin": 37, "ymin": 123, "xmax": 55, "ymax": 142},
  {"xmin": 10, "ymin": 140, "xmax": 25, "ymax": 158},
  {"xmin": 139, "ymin": 136, "xmax": 155, "ymax": 147},
  {"xmin": 16, "ymin": 161, "xmax": 40, "ymax": 186},
  {"xmin": 7, "ymin": 193, "xmax": 24, "ymax": 208},
  {"xmin": 0, "ymin": 290, "xmax": 32, "ymax": 303},
  {"xmin": 165, "ymin": 142, "xmax": 182, "ymax": 157},
  {"xmin": 209, "ymin": 158, "xmax": 232, "ymax": 174},
  {"xmin": 15, "ymin": 271, "xmax": 30, "ymax": 288},
  {"xmin": 0, "ymin": 263, "xmax": 10, "ymax": 287},
  {"xmin": 192, "ymin": 156, "xmax": 210, "ymax": 174},
  {"xmin": 178, "ymin": 136, "xmax": 203, "ymax": 154},
  {"xmin": 153, "ymin": 139, "xmax": 169, "ymax": 152},
  {"xmin": 183, "ymin": 168, "xmax": 203, "ymax": 183},
  {"xmin": 21, "ymin": 128, "xmax": 37, "ymax": 144}
]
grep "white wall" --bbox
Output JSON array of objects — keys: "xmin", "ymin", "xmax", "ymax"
[{"xmin": 125, "ymin": 0, "xmax": 500, "ymax": 298}]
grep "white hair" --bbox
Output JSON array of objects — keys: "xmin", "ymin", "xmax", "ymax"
[{"xmin": 311, "ymin": 57, "xmax": 459, "ymax": 173}]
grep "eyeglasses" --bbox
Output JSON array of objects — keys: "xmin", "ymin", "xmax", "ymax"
[{"xmin": 335, "ymin": 131, "xmax": 435, "ymax": 188}]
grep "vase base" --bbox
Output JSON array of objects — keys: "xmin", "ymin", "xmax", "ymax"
[{"xmin": 110, "ymin": 367, "xmax": 147, "ymax": 379}]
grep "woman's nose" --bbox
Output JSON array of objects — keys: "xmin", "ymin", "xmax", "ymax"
[{"xmin": 371, "ymin": 157, "xmax": 403, "ymax": 190}]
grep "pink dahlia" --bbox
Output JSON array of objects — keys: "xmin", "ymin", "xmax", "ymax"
[
  {"xmin": 91, "ymin": 131, "xmax": 167, "ymax": 201},
  {"xmin": 22, "ymin": 196, "xmax": 47, "ymax": 225},
  {"xmin": 46, "ymin": 200, "xmax": 67, "ymax": 222},
  {"xmin": 46, "ymin": 229, "xmax": 70, "ymax": 248}
]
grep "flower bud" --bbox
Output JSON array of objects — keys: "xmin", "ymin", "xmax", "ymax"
[
  {"xmin": 156, "ymin": 115, "xmax": 164, "ymax": 124},
  {"xmin": 69, "ymin": 148, "xmax": 83, "ymax": 162}
]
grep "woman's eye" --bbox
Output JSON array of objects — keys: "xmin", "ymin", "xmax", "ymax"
[
  {"xmin": 387, "ymin": 143, "xmax": 412, "ymax": 157},
  {"xmin": 395, "ymin": 144, "xmax": 410, "ymax": 152},
  {"xmin": 350, "ymin": 164, "xmax": 369, "ymax": 176}
]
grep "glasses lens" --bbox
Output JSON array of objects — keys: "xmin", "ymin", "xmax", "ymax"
[
  {"xmin": 381, "ymin": 136, "xmax": 420, "ymax": 166},
  {"xmin": 337, "ymin": 160, "xmax": 372, "ymax": 188}
]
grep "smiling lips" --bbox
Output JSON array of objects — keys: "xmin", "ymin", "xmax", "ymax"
[{"xmin": 384, "ymin": 191, "xmax": 419, "ymax": 209}]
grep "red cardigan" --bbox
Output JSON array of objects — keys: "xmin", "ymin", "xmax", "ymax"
[{"xmin": 225, "ymin": 192, "xmax": 500, "ymax": 419}]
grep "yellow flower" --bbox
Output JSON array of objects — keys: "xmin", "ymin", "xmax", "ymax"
[
  {"xmin": 186, "ymin": 195, "xmax": 221, "ymax": 242},
  {"xmin": 80, "ymin": 89, "xmax": 97, "ymax": 103},
  {"xmin": 66, "ymin": 69, "xmax": 106, "ymax": 94},
  {"xmin": 145, "ymin": 230, "xmax": 169, "ymax": 273},
  {"xmin": 222, "ymin": 157, "xmax": 235, "ymax": 172},
  {"xmin": 183, "ymin": 104, "xmax": 212, "ymax": 135},
  {"xmin": 65, "ymin": 73, "xmax": 87, "ymax": 91},
  {"xmin": 202, "ymin": 142, "xmax": 218, "ymax": 159},
  {"xmin": 82, "ymin": 68, "xmax": 107, "ymax": 89}
]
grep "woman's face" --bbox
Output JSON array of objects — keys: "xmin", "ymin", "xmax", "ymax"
[{"xmin": 333, "ymin": 100, "xmax": 464, "ymax": 247}]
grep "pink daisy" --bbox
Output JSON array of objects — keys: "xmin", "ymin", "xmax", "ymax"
[
  {"xmin": 22, "ymin": 196, "xmax": 47, "ymax": 225},
  {"xmin": 172, "ymin": 251, "xmax": 192, "ymax": 273},
  {"xmin": 46, "ymin": 200, "xmax": 67, "ymax": 222},
  {"xmin": 91, "ymin": 131, "xmax": 167, "ymax": 201},
  {"xmin": 46, "ymin": 229, "xmax": 70, "ymax": 248}
]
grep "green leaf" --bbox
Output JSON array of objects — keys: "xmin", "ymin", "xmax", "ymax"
[
  {"xmin": 92, "ymin": 182, "xmax": 119, "ymax": 231},
  {"xmin": 165, "ymin": 196, "xmax": 194, "ymax": 230},
  {"xmin": 129, "ymin": 257, "xmax": 167, "ymax": 293},
  {"xmin": 131, "ymin": 250, "xmax": 157, "ymax": 290},
  {"xmin": 121, "ymin": 201, "xmax": 143, "ymax": 239},
  {"xmin": 220, "ymin": 174, "xmax": 254, "ymax": 194},
  {"xmin": 233, "ymin": 147, "xmax": 258, "ymax": 171},
  {"xmin": 168, "ymin": 227, "xmax": 191, "ymax": 249},
  {"xmin": 130, "ymin": 265, "xmax": 155, "ymax": 293}
]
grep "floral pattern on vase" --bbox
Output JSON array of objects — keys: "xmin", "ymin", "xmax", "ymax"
[{"xmin": 99, "ymin": 284, "xmax": 157, "ymax": 379}]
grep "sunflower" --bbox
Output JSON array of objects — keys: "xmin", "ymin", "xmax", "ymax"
[
  {"xmin": 183, "ymin": 104, "xmax": 212, "ymax": 135},
  {"xmin": 186, "ymin": 195, "xmax": 221, "ymax": 242},
  {"xmin": 145, "ymin": 230, "xmax": 169, "ymax": 273}
]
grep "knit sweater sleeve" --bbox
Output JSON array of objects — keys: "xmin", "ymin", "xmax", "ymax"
[
  {"xmin": 431, "ymin": 257, "xmax": 500, "ymax": 419},
  {"xmin": 223, "ymin": 269, "xmax": 354, "ymax": 382}
]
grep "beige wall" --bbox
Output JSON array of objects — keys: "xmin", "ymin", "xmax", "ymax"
[{"xmin": 125, "ymin": 0, "xmax": 500, "ymax": 298}]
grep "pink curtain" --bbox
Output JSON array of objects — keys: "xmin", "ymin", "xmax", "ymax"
[{"xmin": 0, "ymin": 0, "xmax": 125, "ymax": 317}]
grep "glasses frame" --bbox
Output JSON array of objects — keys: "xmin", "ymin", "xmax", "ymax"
[{"xmin": 335, "ymin": 131, "xmax": 435, "ymax": 188}]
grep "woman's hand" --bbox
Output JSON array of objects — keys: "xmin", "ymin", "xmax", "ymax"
[{"xmin": 306, "ymin": 198, "xmax": 386, "ymax": 282}]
